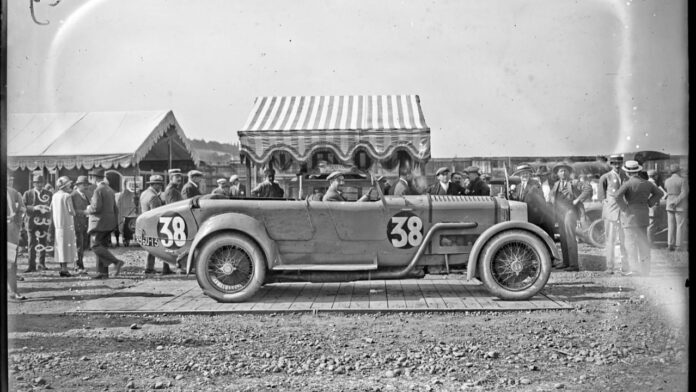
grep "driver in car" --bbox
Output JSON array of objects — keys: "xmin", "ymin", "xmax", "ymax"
[{"xmin": 322, "ymin": 171, "xmax": 374, "ymax": 202}]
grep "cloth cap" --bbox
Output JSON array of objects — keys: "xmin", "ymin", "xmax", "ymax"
[
  {"xmin": 435, "ymin": 167, "xmax": 450, "ymax": 176},
  {"xmin": 188, "ymin": 170, "xmax": 203, "ymax": 177},
  {"xmin": 608, "ymin": 154, "xmax": 624, "ymax": 163},
  {"xmin": 229, "ymin": 174, "xmax": 239, "ymax": 183},
  {"xmin": 75, "ymin": 175, "xmax": 89, "ymax": 185},
  {"xmin": 327, "ymin": 171, "xmax": 344, "ymax": 181},
  {"xmin": 622, "ymin": 160, "xmax": 643, "ymax": 173},
  {"xmin": 147, "ymin": 175, "xmax": 164, "ymax": 184},
  {"xmin": 56, "ymin": 176, "xmax": 73, "ymax": 190},
  {"xmin": 669, "ymin": 164, "xmax": 681, "ymax": 174},
  {"xmin": 216, "ymin": 178, "xmax": 230, "ymax": 186},
  {"xmin": 32, "ymin": 173, "xmax": 45, "ymax": 183},
  {"xmin": 552, "ymin": 163, "xmax": 573, "ymax": 174},
  {"xmin": 88, "ymin": 168, "xmax": 105, "ymax": 177}
]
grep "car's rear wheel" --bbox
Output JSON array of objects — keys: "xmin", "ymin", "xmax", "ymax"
[
  {"xmin": 195, "ymin": 233, "xmax": 266, "ymax": 302},
  {"xmin": 587, "ymin": 219, "xmax": 606, "ymax": 248},
  {"xmin": 478, "ymin": 230, "xmax": 552, "ymax": 300}
]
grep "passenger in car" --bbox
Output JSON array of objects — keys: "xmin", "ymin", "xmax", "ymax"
[
  {"xmin": 427, "ymin": 167, "xmax": 464, "ymax": 195},
  {"xmin": 251, "ymin": 168, "xmax": 284, "ymax": 198}
]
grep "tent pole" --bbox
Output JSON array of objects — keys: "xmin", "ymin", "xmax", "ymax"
[
  {"xmin": 168, "ymin": 135, "xmax": 172, "ymax": 173},
  {"xmin": 245, "ymin": 157, "xmax": 252, "ymax": 196}
]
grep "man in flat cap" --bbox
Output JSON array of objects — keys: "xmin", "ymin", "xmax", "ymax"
[
  {"xmin": 427, "ymin": 167, "xmax": 464, "ymax": 195},
  {"xmin": 463, "ymin": 166, "xmax": 490, "ymax": 196},
  {"xmin": 321, "ymin": 172, "xmax": 374, "ymax": 202},
  {"xmin": 548, "ymin": 163, "xmax": 580, "ymax": 271},
  {"xmin": 251, "ymin": 168, "xmax": 284, "ymax": 198},
  {"xmin": 597, "ymin": 154, "xmax": 629, "ymax": 273},
  {"xmin": 70, "ymin": 175, "xmax": 91, "ymax": 272},
  {"xmin": 181, "ymin": 170, "xmax": 204, "ymax": 199},
  {"xmin": 664, "ymin": 164, "xmax": 688, "ymax": 252},
  {"xmin": 141, "ymin": 175, "xmax": 172, "ymax": 275},
  {"xmin": 86, "ymin": 168, "xmax": 124, "ymax": 279},
  {"xmin": 229, "ymin": 174, "xmax": 246, "ymax": 198},
  {"xmin": 211, "ymin": 178, "xmax": 231, "ymax": 197},
  {"xmin": 22, "ymin": 173, "xmax": 53, "ymax": 272},
  {"xmin": 161, "ymin": 168, "xmax": 184, "ymax": 204},
  {"xmin": 510, "ymin": 164, "xmax": 555, "ymax": 238},
  {"xmin": 615, "ymin": 160, "xmax": 664, "ymax": 275}
]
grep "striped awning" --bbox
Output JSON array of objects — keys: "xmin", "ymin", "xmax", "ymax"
[{"xmin": 238, "ymin": 95, "xmax": 431, "ymax": 166}]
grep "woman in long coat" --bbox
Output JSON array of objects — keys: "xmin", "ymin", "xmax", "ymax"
[{"xmin": 51, "ymin": 176, "xmax": 78, "ymax": 277}]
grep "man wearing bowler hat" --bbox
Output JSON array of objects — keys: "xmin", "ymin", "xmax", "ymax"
[
  {"xmin": 598, "ymin": 154, "xmax": 629, "ymax": 273},
  {"xmin": 664, "ymin": 164, "xmax": 688, "ymax": 252},
  {"xmin": 86, "ymin": 168, "xmax": 124, "ymax": 279},
  {"xmin": 182, "ymin": 170, "xmax": 204, "ymax": 199},
  {"xmin": 427, "ymin": 167, "xmax": 464, "ymax": 195},
  {"xmin": 161, "ymin": 168, "xmax": 184, "ymax": 204},
  {"xmin": 141, "ymin": 175, "xmax": 172, "ymax": 274},
  {"xmin": 548, "ymin": 163, "xmax": 580, "ymax": 271},
  {"xmin": 71, "ymin": 175, "xmax": 91, "ymax": 272},
  {"xmin": 463, "ymin": 166, "xmax": 490, "ymax": 196},
  {"xmin": 615, "ymin": 160, "xmax": 664, "ymax": 275},
  {"xmin": 22, "ymin": 173, "xmax": 53, "ymax": 272}
]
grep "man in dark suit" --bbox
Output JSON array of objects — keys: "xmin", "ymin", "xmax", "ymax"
[
  {"xmin": 427, "ymin": 167, "xmax": 464, "ymax": 195},
  {"xmin": 161, "ymin": 168, "xmax": 184, "ymax": 204},
  {"xmin": 22, "ymin": 173, "xmax": 53, "ymax": 272},
  {"xmin": 86, "ymin": 168, "xmax": 124, "ymax": 279},
  {"xmin": 510, "ymin": 164, "xmax": 555, "ymax": 239},
  {"xmin": 463, "ymin": 166, "xmax": 490, "ymax": 196},
  {"xmin": 615, "ymin": 160, "xmax": 664, "ymax": 276},
  {"xmin": 548, "ymin": 163, "xmax": 580, "ymax": 271},
  {"xmin": 181, "ymin": 170, "xmax": 204, "ymax": 199},
  {"xmin": 70, "ymin": 175, "xmax": 91, "ymax": 272},
  {"xmin": 664, "ymin": 164, "xmax": 688, "ymax": 251},
  {"xmin": 392, "ymin": 172, "xmax": 419, "ymax": 196}
]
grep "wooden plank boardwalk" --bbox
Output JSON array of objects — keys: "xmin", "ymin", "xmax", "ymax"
[{"xmin": 73, "ymin": 276, "xmax": 572, "ymax": 314}]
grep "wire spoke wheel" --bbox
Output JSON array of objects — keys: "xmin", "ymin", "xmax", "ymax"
[
  {"xmin": 490, "ymin": 240, "xmax": 540, "ymax": 291},
  {"xmin": 207, "ymin": 245, "xmax": 254, "ymax": 293},
  {"xmin": 588, "ymin": 219, "xmax": 606, "ymax": 248}
]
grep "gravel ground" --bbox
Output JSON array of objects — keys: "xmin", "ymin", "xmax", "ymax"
[{"xmin": 6, "ymin": 242, "xmax": 690, "ymax": 391}]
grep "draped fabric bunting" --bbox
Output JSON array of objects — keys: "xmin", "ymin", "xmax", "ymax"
[
  {"xmin": 238, "ymin": 95, "xmax": 431, "ymax": 166},
  {"xmin": 7, "ymin": 110, "xmax": 200, "ymax": 170}
]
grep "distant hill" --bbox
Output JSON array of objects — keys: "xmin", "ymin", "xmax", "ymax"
[{"xmin": 189, "ymin": 138, "xmax": 240, "ymax": 164}]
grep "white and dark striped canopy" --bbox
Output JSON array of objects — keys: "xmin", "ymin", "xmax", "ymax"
[{"xmin": 238, "ymin": 95, "xmax": 431, "ymax": 166}]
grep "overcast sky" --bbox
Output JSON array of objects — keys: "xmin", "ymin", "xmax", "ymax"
[{"xmin": 7, "ymin": 0, "xmax": 688, "ymax": 157}]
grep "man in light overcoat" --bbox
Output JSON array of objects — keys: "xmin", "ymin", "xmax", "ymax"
[
  {"xmin": 664, "ymin": 164, "xmax": 688, "ymax": 251},
  {"xmin": 597, "ymin": 154, "xmax": 629, "ymax": 274}
]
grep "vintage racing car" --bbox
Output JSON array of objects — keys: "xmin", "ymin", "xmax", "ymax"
[{"xmin": 135, "ymin": 179, "xmax": 560, "ymax": 302}]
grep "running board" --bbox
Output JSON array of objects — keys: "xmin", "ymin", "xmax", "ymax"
[{"xmin": 272, "ymin": 263, "xmax": 378, "ymax": 271}]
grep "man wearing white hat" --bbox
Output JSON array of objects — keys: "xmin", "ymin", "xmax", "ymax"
[
  {"xmin": 615, "ymin": 160, "xmax": 664, "ymax": 276},
  {"xmin": 211, "ymin": 178, "xmax": 231, "ymax": 197},
  {"xmin": 161, "ymin": 168, "xmax": 183, "ymax": 204},
  {"xmin": 229, "ymin": 174, "xmax": 246, "ymax": 198}
]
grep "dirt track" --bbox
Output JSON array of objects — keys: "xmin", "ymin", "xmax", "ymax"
[{"xmin": 6, "ymin": 243, "xmax": 690, "ymax": 391}]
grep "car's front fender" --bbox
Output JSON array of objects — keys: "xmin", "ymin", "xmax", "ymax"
[
  {"xmin": 186, "ymin": 213, "xmax": 279, "ymax": 274},
  {"xmin": 466, "ymin": 221, "xmax": 560, "ymax": 281}
]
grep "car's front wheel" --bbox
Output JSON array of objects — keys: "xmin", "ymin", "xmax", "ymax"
[
  {"xmin": 478, "ymin": 230, "xmax": 552, "ymax": 300},
  {"xmin": 195, "ymin": 233, "xmax": 266, "ymax": 302},
  {"xmin": 587, "ymin": 219, "xmax": 606, "ymax": 248}
]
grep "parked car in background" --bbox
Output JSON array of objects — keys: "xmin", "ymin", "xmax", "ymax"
[{"xmin": 135, "ymin": 176, "xmax": 559, "ymax": 302}]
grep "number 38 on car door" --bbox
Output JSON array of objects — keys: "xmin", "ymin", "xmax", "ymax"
[
  {"xmin": 387, "ymin": 211, "xmax": 424, "ymax": 249},
  {"xmin": 157, "ymin": 212, "xmax": 188, "ymax": 249}
]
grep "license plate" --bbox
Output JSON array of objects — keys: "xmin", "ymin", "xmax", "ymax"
[{"xmin": 136, "ymin": 235, "xmax": 159, "ymax": 247}]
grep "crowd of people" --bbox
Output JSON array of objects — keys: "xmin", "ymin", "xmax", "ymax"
[{"xmin": 6, "ymin": 157, "xmax": 688, "ymax": 300}]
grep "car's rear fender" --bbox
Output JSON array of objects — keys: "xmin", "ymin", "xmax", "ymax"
[
  {"xmin": 185, "ymin": 213, "xmax": 278, "ymax": 274},
  {"xmin": 466, "ymin": 221, "xmax": 560, "ymax": 281}
]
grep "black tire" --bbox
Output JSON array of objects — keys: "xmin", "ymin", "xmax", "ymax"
[
  {"xmin": 195, "ymin": 233, "xmax": 266, "ymax": 303},
  {"xmin": 478, "ymin": 230, "xmax": 552, "ymax": 300},
  {"xmin": 587, "ymin": 219, "xmax": 606, "ymax": 248}
]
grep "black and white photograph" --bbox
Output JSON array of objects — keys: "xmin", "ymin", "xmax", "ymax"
[{"xmin": 2, "ymin": 0, "xmax": 689, "ymax": 390}]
